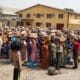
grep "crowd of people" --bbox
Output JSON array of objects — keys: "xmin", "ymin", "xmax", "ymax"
[{"xmin": 0, "ymin": 26, "xmax": 80, "ymax": 80}]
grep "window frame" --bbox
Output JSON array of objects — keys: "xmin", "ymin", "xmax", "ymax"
[
  {"xmin": 26, "ymin": 22, "xmax": 31, "ymax": 26},
  {"xmin": 36, "ymin": 14, "xmax": 41, "ymax": 18},
  {"xmin": 36, "ymin": 22, "xmax": 42, "ymax": 26},
  {"xmin": 47, "ymin": 14, "xmax": 53, "ymax": 18},
  {"xmin": 58, "ymin": 14, "xmax": 64, "ymax": 19},
  {"xmin": 19, "ymin": 14, "xmax": 22, "ymax": 17},
  {"xmin": 26, "ymin": 14, "xmax": 31, "ymax": 18},
  {"xmin": 46, "ymin": 23, "xmax": 52, "ymax": 27}
]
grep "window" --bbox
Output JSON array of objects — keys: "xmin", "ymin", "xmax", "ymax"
[
  {"xmin": 19, "ymin": 14, "xmax": 22, "ymax": 17},
  {"xmin": 26, "ymin": 22, "xmax": 31, "ymax": 26},
  {"xmin": 56, "ymin": 24, "xmax": 64, "ymax": 30},
  {"xmin": 58, "ymin": 14, "xmax": 64, "ymax": 19},
  {"xmin": 36, "ymin": 14, "xmax": 41, "ymax": 18},
  {"xmin": 26, "ymin": 14, "xmax": 31, "ymax": 18},
  {"xmin": 36, "ymin": 22, "xmax": 42, "ymax": 26},
  {"xmin": 47, "ymin": 14, "xmax": 53, "ymax": 18},
  {"xmin": 46, "ymin": 23, "xmax": 51, "ymax": 27}
]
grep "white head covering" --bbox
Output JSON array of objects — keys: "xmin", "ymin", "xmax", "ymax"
[
  {"xmin": 21, "ymin": 31, "xmax": 27, "ymax": 35},
  {"xmin": 41, "ymin": 32, "xmax": 48, "ymax": 37},
  {"xmin": 23, "ymin": 40, "xmax": 27, "ymax": 46},
  {"xmin": 29, "ymin": 33, "xmax": 37, "ymax": 38},
  {"xmin": 50, "ymin": 33, "xmax": 55, "ymax": 36},
  {"xmin": 60, "ymin": 35, "xmax": 66, "ymax": 42}
]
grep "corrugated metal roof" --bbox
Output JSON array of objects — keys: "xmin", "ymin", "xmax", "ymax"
[{"xmin": 0, "ymin": 6, "xmax": 18, "ymax": 15}]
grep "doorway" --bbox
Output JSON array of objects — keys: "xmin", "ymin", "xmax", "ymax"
[{"xmin": 56, "ymin": 24, "xmax": 64, "ymax": 30}]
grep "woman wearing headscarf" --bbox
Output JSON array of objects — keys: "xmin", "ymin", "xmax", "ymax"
[{"xmin": 30, "ymin": 36, "xmax": 38, "ymax": 68}]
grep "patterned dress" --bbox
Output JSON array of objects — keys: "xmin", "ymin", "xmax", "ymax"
[
  {"xmin": 40, "ymin": 41, "xmax": 49, "ymax": 69},
  {"xmin": 28, "ymin": 39, "xmax": 38, "ymax": 68},
  {"xmin": 48, "ymin": 42, "xmax": 56, "ymax": 66},
  {"xmin": 30, "ymin": 39, "xmax": 38, "ymax": 62}
]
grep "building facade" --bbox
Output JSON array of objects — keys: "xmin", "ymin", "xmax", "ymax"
[
  {"xmin": 16, "ymin": 4, "xmax": 80, "ymax": 30},
  {"xmin": 0, "ymin": 6, "xmax": 18, "ymax": 27}
]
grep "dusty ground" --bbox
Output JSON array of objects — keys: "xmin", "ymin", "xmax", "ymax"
[{"xmin": 0, "ymin": 59, "xmax": 80, "ymax": 80}]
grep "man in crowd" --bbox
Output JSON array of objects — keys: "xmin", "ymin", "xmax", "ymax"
[{"xmin": 72, "ymin": 36, "xmax": 80, "ymax": 69}]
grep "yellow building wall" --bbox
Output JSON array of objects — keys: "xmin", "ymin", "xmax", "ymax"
[
  {"xmin": 16, "ymin": 5, "xmax": 80, "ymax": 30},
  {"xmin": 68, "ymin": 14, "xmax": 80, "ymax": 30},
  {"xmin": 17, "ymin": 5, "xmax": 68, "ymax": 29},
  {"xmin": 68, "ymin": 24, "xmax": 80, "ymax": 30}
]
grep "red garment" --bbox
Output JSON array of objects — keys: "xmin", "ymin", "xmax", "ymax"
[
  {"xmin": 73, "ymin": 41, "xmax": 80, "ymax": 52},
  {"xmin": 40, "ymin": 41, "xmax": 49, "ymax": 69}
]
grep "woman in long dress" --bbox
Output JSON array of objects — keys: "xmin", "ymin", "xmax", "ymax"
[
  {"xmin": 40, "ymin": 36, "xmax": 49, "ymax": 69},
  {"xmin": 30, "ymin": 37, "xmax": 38, "ymax": 68}
]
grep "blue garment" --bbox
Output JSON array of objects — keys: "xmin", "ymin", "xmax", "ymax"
[
  {"xmin": 11, "ymin": 36, "xmax": 16, "ymax": 41},
  {"xmin": 27, "ymin": 41, "xmax": 32, "ymax": 61},
  {"xmin": 28, "ymin": 61, "xmax": 37, "ymax": 69},
  {"xmin": 1, "ymin": 44, "xmax": 7, "ymax": 55},
  {"xmin": 66, "ymin": 42, "xmax": 73, "ymax": 51}
]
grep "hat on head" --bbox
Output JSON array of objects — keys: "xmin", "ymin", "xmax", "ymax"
[
  {"xmin": 21, "ymin": 31, "xmax": 27, "ymax": 35},
  {"xmin": 8, "ymin": 32, "xmax": 13, "ymax": 35},
  {"xmin": 29, "ymin": 33, "xmax": 37, "ymax": 38},
  {"xmin": 32, "ymin": 33, "xmax": 38, "ymax": 38},
  {"xmin": 50, "ymin": 30, "xmax": 57, "ymax": 33},
  {"xmin": 50, "ymin": 33, "xmax": 55, "ymax": 36},
  {"xmin": 41, "ymin": 32, "xmax": 48, "ymax": 37},
  {"xmin": 60, "ymin": 35, "xmax": 66, "ymax": 42}
]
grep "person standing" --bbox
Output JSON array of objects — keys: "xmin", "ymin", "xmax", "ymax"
[
  {"xmin": 26, "ymin": 37, "xmax": 32, "ymax": 62},
  {"xmin": 48, "ymin": 35, "xmax": 56, "ymax": 66},
  {"xmin": 55, "ymin": 39, "xmax": 63, "ymax": 70},
  {"xmin": 72, "ymin": 37, "xmax": 80, "ymax": 69},
  {"xmin": 0, "ymin": 32, "xmax": 3, "ymax": 55},
  {"xmin": 11, "ymin": 39, "xmax": 22, "ymax": 80},
  {"xmin": 40, "ymin": 34, "xmax": 49, "ymax": 69},
  {"xmin": 65, "ymin": 37, "xmax": 73, "ymax": 64},
  {"xmin": 30, "ymin": 37, "xmax": 38, "ymax": 68}
]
